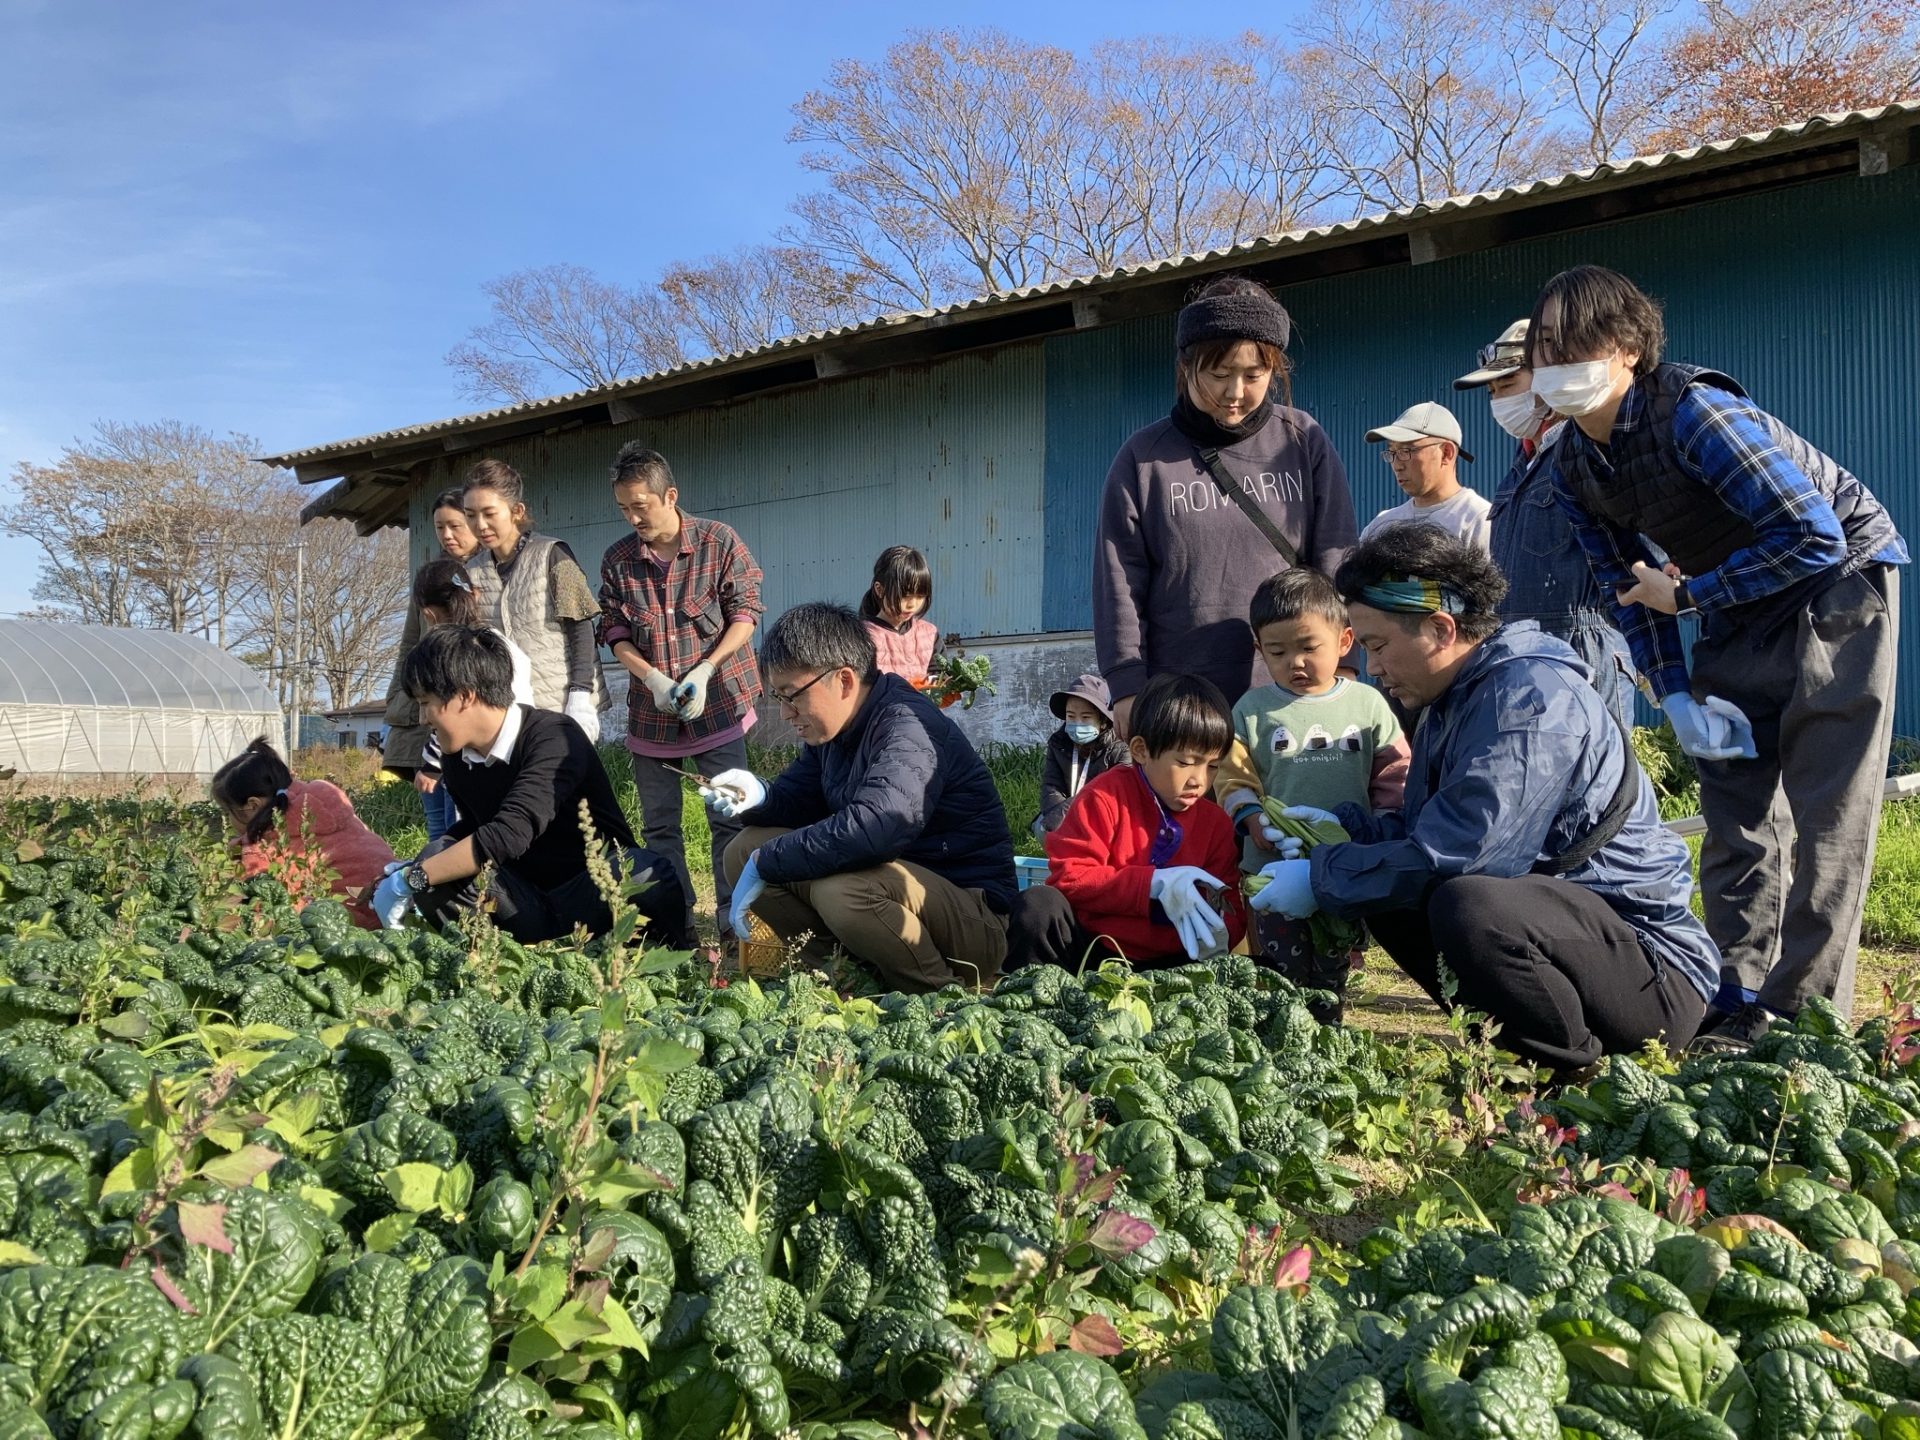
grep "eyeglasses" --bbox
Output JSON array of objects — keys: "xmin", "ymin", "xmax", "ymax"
[
  {"xmin": 771, "ymin": 671, "xmax": 832, "ymax": 710},
  {"xmin": 1384, "ymin": 441, "xmax": 1445, "ymax": 465}
]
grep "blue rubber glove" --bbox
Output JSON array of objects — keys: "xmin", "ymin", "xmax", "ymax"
[
  {"xmin": 1248, "ymin": 858, "xmax": 1317, "ymax": 918},
  {"xmin": 729, "ymin": 853, "xmax": 768, "ymax": 940},
  {"xmin": 370, "ymin": 868, "xmax": 414, "ymax": 930},
  {"xmin": 1664, "ymin": 692, "xmax": 1754, "ymax": 761}
]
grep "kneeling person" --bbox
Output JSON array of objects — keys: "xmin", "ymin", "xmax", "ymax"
[
  {"xmin": 706, "ymin": 602, "xmax": 1015, "ymax": 992},
  {"xmin": 371, "ymin": 625, "xmax": 687, "ymax": 945},
  {"xmin": 1008, "ymin": 671, "xmax": 1247, "ymax": 972},
  {"xmin": 1248, "ymin": 526, "xmax": 1719, "ymax": 1076}
]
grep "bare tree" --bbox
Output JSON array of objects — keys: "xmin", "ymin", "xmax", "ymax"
[
  {"xmin": 444, "ymin": 263, "xmax": 685, "ymax": 403},
  {"xmin": 296, "ymin": 520, "xmax": 412, "ymax": 711},
  {"xmin": 1650, "ymin": 0, "xmax": 1920, "ymax": 147},
  {"xmin": 658, "ymin": 243, "xmax": 861, "ymax": 356},
  {"xmin": 1289, "ymin": 0, "xmax": 1566, "ymax": 208},
  {"xmin": 1533, "ymin": 0, "xmax": 1682, "ymax": 163},
  {"xmin": 789, "ymin": 28, "xmax": 1078, "ymax": 299}
]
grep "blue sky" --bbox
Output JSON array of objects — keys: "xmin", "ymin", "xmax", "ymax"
[{"xmin": 0, "ymin": 0, "xmax": 1303, "ymax": 613}]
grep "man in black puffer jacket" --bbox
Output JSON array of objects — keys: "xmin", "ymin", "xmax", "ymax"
[{"xmin": 703, "ymin": 602, "xmax": 1015, "ymax": 992}]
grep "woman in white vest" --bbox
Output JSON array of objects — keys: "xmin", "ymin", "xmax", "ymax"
[{"xmin": 460, "ymin": 458, "xmax": 608, "ymax": 736}]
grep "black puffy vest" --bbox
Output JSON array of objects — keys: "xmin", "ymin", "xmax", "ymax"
[{"xmin": 1561, "ymin": 362, "xmax": 1900, "ymax": 584}]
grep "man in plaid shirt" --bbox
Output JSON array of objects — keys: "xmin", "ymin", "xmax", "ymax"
[
  {"xmin": 598, "ymin": 443, "xmax": 765, "ymax": 942},
  {"xmin": 1531, "ymin": 265, "xmax": 1906, "ymax": 1051}
]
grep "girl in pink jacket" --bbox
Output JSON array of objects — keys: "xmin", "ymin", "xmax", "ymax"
[
  {"xmin": 859, "ymin": 545, "xmax": 939, "ymax": 683},
  {"xmin": 212, "ymin": 739, "xmax": 397, "ymax": 929}
]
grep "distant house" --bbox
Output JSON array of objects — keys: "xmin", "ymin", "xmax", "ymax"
[
  {"xmin": 267, "ymin": 105, "xmax": 1920, "ymax": 742},
  {"xmin": 322, "ymin": 701, "xmax": 387, "ymax": 751}
]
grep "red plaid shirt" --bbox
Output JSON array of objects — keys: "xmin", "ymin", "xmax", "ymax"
[{"xmin": 597, "ymin": 515, "xmax": 764, "ymax": 748}]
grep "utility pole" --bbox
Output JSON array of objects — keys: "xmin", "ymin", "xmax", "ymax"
[{"xmin": 286, "ymin": 540, "xmax": 306, "ymax": 757}]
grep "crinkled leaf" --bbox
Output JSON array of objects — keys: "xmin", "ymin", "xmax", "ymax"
[{"xmin": 979, "ymin": 1351, "xmax": 1147, "ymax": 1440}]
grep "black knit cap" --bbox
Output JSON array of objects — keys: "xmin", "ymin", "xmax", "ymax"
[{"xmin": 1175, "ymin": 289, "xmax": 1291, "ymax": 354}]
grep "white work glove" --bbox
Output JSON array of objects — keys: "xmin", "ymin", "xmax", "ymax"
[
  {"xmin": 729, "ymin": 853, "xmax": 767, "ymax": 939},
  {"xmin": 370, "ymin": 868, "xmax": 415, "ymax": 930},
  {"xmin": 1148, "ymin": 866, "xmax": 1229, "ymax": 960},
  {"xmin": 563, "ymin": 690, "xmax": 600, "ymax": 739},
  {"xmin": 1698, "ymin": 695, "xmax": 1757, "ymax": 760},
  {"xmin": 1664, "ymin": 692, "xmax": 1755, "ymax": 761},
  {"xmin": 671, "ymin": 661, "xmax": 717, "ymax": 721},
  {"xmin": 1248, "ymin": 858, "xmax": 1318, "ymax": 918},
  {"xmin": 1272, "ymin": 805, "xmax": 1341, "ymax": 861},
  {"xmin": 641, "ymin": 668, "xmax": 679, "ymax": 713},
  {"xmin": 699, "ymin": 768, "xmax": 767, "ymax": 819}
]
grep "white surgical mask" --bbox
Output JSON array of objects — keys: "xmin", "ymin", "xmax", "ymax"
[
  {"xmin": 1064, "ymin": 722, "xmax": 1100, "ymax": 746},
  {"xmin": 1490, "ymin": 389, "xmax": 1543, "ymax": 439},
  {"xmin": 1532, "ymin": 360, "xmax": 1616, "ymax": 418}
]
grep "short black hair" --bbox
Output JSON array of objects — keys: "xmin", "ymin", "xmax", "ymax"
[
  {"xmin": 429, "ymin": 486, "xmax": 468, "ymax": 515},
  {"xmin": 1249, "ymin": 567, "xmax": 1348, "ymax": 635},
  {"xmin": 610, "ymin": 442, "xmax": 675, "ymax": 497},
  {"xmin": 760, "ymin": 602, "xmax": 878, "ymax": 684},
  {"xmin": 1526, "ymin": 265, "xmax": 1665, "ymax": 378},
  {"xmin": 859, "ymin": 545, "xmax": 933, "ymax": 623},
  {"xmin": 403, "ymin": 625, "xmax": 516, "ymax": 708},
  {"xmin": 1129, "ymin": 672, "xmax": 1232, "ymax": 760},
  {"xmin": 1333, "ymin": 526, "xmax": 1507, "ymax": 643}
]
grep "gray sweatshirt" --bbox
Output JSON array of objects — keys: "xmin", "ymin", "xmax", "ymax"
[{"xmin": 1093, "ymin": 411, "xmax": 1358, "ymax": 704}]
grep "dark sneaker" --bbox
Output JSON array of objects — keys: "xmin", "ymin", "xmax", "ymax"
[{"xmin": 1689, "ymin": 1001, "xmax": 1775, "ymax": 1054}]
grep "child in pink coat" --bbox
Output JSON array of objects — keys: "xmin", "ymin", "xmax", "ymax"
[
  {"xmin": 212, "ymin": 739, "xmax": 397, "ymax": 929},
  {"xmin": 859, "ymin": 545, "xmax": 939, "ymax": 683}
]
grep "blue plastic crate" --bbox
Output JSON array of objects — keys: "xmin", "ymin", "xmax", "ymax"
[{"xmin": 1014, "ymin": 855, "xmax": 1050, "ymax": 891}]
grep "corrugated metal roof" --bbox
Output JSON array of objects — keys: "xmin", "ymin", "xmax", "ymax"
[{"xmin": 263, "ymin": 102, "xmax": 1918, "ymax": 475}]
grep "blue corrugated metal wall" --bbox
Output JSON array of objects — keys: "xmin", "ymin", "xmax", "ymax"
[
  {"xmin": 406, "ymin": 346, "xmax": 1048, "ymax": 639},
  {"xmin": 1040, "ymin": 163, "xmax": 1920, "ymax": 730}
]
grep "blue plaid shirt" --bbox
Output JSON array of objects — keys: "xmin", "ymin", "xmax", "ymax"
[{"xmin": 1551, "ymin": 382, "xmax": 1903, "ymax": 699}]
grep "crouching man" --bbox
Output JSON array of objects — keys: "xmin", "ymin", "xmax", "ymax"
[
  {"xmin": 369, "ymin": 625, "xmax": 688, "ymax": 946},
  {"xmin": 704, "ymin": 602, "xmax": 1015, "ymax": 992}
]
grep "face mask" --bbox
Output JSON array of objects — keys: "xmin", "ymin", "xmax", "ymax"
[
  {"xmin": 1532, "ymin": 360, "xmax": 1616, "ymax": 417},
  {"xmin": 1064, "ymin": 722, "xmax": 1101, "ymax": 746},
  {"xmin": 1490, "ymin": 389, "xmax": 1543, "ymax": 439}
]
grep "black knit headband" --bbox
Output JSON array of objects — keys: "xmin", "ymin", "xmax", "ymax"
[{"xmin": 1175, "ymin": 292, "xmax": 1291, "ymax": 353}]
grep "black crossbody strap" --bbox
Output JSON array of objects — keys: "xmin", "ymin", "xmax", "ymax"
[{"xmin": 1197, "ymin": 447, "xmax": 1300, "ymax": 569}]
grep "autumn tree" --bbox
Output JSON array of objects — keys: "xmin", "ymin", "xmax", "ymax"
[
  {"xmin": 444, "ymin": 263, "xmax": 685, "ymax": 403},
  {"xmin": 1532, "ymin": 0, "xmax": 1682, "ymax": 163},
  {"xmin": 1650, "ymin": 0, "xmax": 1920, "ymax": 147}
]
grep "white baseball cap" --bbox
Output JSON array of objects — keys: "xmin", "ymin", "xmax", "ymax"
[{"xmin": 1366, "ymin": 401, "xmax": 1473, "ymax": 463}]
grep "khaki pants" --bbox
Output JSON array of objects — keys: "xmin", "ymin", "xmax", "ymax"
[{"xmin": 723, "ymin": 827, "xmax": 1008, "ymax": 993}]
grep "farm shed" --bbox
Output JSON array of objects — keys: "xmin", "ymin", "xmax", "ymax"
[
  {"xmin": 270, "ymin": 104, "xmax": 1920, "ymax": 744},
  {"xmin": 0, "ymin": 620, "xmax": 282, "ymax": 778}
]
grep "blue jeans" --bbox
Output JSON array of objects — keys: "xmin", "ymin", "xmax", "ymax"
[{"xmin": 420, "ymin": 779, "xmax": 458, "ymax": 844}]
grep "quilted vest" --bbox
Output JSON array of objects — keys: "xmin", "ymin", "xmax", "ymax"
[
  {"xmin": 1562, "ymin": 363, "xmax": 1900, "ymax": 586},
  {"xmin": 467, "ymin": 534, "xmax": 605, "ymax": 713}
]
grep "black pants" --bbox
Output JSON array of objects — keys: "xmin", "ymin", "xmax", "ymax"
[
  {"xmin": 418, "ymin": 845, "xmax": 689, "ymax": 947},
  {"xmin": 1367, "ymin": 874, "xmax": 1706, "ymax": 1072},
  {"xmin": 1005, "ymin": 885, "xmax": 1182, "ymax": 971}
]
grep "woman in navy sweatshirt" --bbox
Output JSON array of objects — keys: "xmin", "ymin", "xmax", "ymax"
[{"xmin": 1092, "ymin": 275, "xmax": 1359, "ymax": 735}]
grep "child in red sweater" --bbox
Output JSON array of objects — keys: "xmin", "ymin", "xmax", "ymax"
[
  {"xmin": 1008, "ymin": 672, "xmax": 1246, "ymax": 969},
  {"xmin": 212, "ymin": 739, "xmax": 397, "ymax": 930}
]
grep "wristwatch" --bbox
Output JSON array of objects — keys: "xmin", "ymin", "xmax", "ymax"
[
  {"xmin": 1672, "ymin": 580, "xmax": 1699, "ymax": 617},
  {"xmin": 404, "ymin": 862, "xmax": 431, "ymax": 894}
]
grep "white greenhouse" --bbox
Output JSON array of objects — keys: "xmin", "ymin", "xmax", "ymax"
[{"xmin": 0, "ymin": 620, "xmax": 283, "ymax": 778}]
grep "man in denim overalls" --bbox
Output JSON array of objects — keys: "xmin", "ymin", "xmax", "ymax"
[{"xmin": 1455, "ymin": 320, "xmax": 1635, "ymax": 729}]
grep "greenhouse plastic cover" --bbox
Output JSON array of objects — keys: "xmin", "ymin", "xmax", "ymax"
[{"xmin": 0, "ymin": 619, "xmax": 282, "ymax": 776}]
